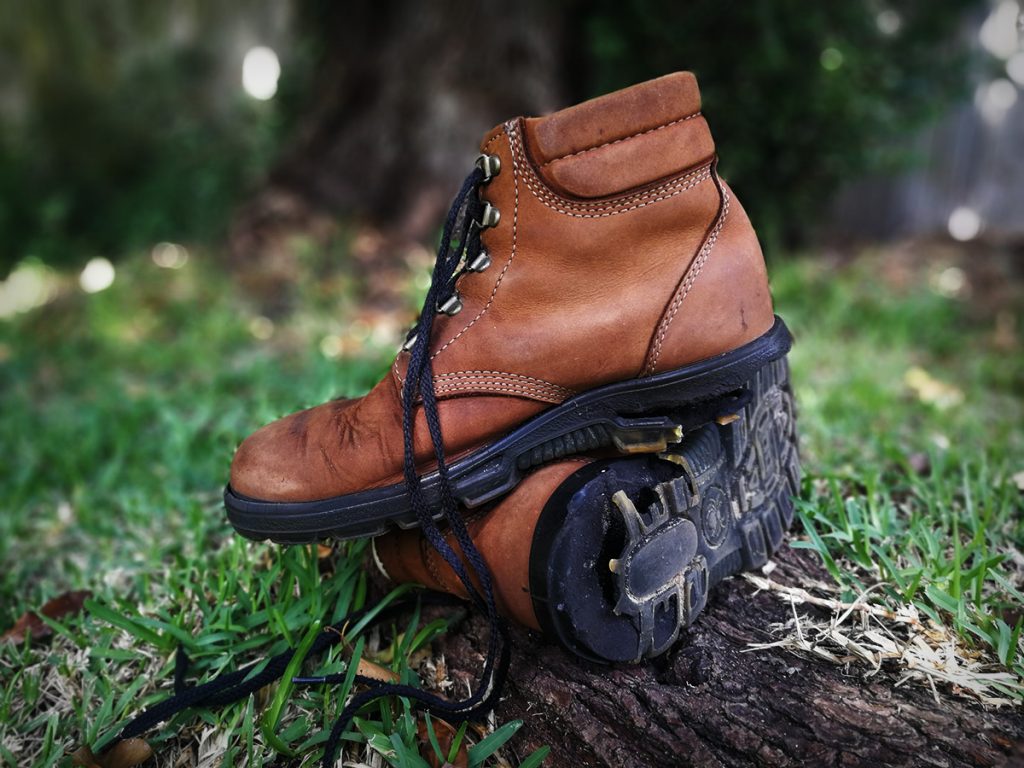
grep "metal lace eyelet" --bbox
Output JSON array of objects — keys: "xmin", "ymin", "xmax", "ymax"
[
  {"xmin": 466, "ymin": 249, "xmax": 492, "ymax": 272},
  {"xmin": 475, "ymin": 153, "xmax": 501, "ymax": 182},
  {"xmin": 401, "ymin": 332, "xmax": 418, "ymax": 352},
  {"xmin": 437, "ymin": 293, "xmax": 463, "ymax": 316},
  {"xmin": 478, "ymin": 203, "xmax": 500, "ymax": 229}
]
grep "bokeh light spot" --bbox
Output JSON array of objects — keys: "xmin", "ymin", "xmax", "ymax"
[
  {"xmin": 820, "ymin": 48, "xmax": 844, "ymax": 71},
  {"xmin": 932, "ymin": 266, "xmax": 967, "ymax": 298},
  {"xmin": 947, "ymin": 206, "xmax": 981, "ymax": 242},
  {"xmin": 320, "ymin": 334, "xmax": 343, "ymax": 358},
  {"xmin": 976, "ymin": 78, "xmax": 1019, "ymax": 124},
  {"xmin": 979, "ymin": 1, "xmax": 1021, "ymax": 60},
  {"xmin": 80, "ymin": 257, "xmax": 116, "ymax": 293},
  {"xmin": 248, "ymin": 315, "xmax": 275, "ymax": 340},
  {"xmin": 242, "ymin": 46, "xmax": 280, "ymax": 100},
  {"xmin": 0, "ymin": 262, "xmax": 58, "ymax": 318},
  {"xmin": 151, "ymin": 242, "xmax": 190, "ymax": 269},
  {"xmin": 876, "ymin": 10, "xmax": 902, "ymax": 36},
  {"xmin": 1007, "ymin": 51, "xmax": 1024, "ymax": 85}
]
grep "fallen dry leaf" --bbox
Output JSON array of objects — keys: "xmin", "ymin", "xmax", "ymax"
[
  {"xmin": 434, "ymin": 657, "xmax": 448, "ymax": 689},
  {"xmin": 70, "ymin": 738, "xmax": 152, "ymax": 768},
  {"xmin": 904, "ymin": 366, "xmax": 963, "ymax": 410},
  {"xmin": 315, "ymin": 543, "xmax": 336, "ymax": 573},
  {"xmin": 417, "ymin": 717, "xmax": 468, "ymax": 768},
  {"xmin": 2, "ymin": 590, "xmax": 92, "ymax": 644},
  {"xmin": 357, "ymin": 657, "xmax": 400, "ymax": 683}
]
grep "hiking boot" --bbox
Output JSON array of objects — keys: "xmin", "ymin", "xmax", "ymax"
[
  {"xmin": 374, "ymin": 358, "xmax": 799, "ymax": 663},
  {"xmin": 226, "ymin": 71, "xmax": 791, "ymax": 542}
]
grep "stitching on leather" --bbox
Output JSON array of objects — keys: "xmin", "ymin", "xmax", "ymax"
[
  {"xmin": 434, "ymin": 369, "xmax": 565, "ymax": 385},
  {"xmin": 432, "ymin": 369, "xmax": 572, "ymax": 403},
  {"xmin": 430, "ymin": 123, "xmax": 520, "ymax": 361},
  {"xmin": 644, "ymin": 184, "xmax": 731, "ymax": 375},
  {"xmin": 539, "ymin": 111, "xmax": 702, "ymax": 166},
  {"xmin": 434, "ymin": 370, "xmax": 574, "ymax": 394},
  {"xmin": 434, "ymin": 382, "xmax": 570, "ymax": 401},
  {"xmin": 435, "ymin": 381, "xmax": 565, "ymax": 395},
  {"xmin": 511, "ymin": 119, "xmax": 709, "ymax": 208},
  {"xmin": 645, "ymin": 187, "xmax": 730, "ymax": 373},
  {"xmin": 530, "ymin": 168, "xmax": 711, "ymax": 210},
  {"xmin": 395, "ymin": 367, "xmax": 572, "ymax": 398},
  {"xmin": 397, "ymin": 128, "xmax": 508, "ymax": 374},
  {"xmin": 433, "ymin": 381, "xmax": 569, "ymax": 404},
  {"xmin": 434, "ymin": 376, "xmax": 566, "ymax": 392},
  {"xmin": 436, "ymin": 385, "xmax": 569, "ymax": 402},
  {"xmin": 513, "ymin": 121, "xmax": 709, "ymax": 210},
  {"xmin": 508, "ymin": 122, "xmax": 711, "ymax": 218},
  {"xmin": 524, "ymin": 168, "xmax": 710, "ymax": 219},
  {"xmin": 398, "ymin": 377, "xmax": 569, "ymax": 404},
  {"xmin": 481, "ymin": 132, "xmax": 500, "ymax": 153},
  {"xmin": 433, "ymin": 386, "xmax": 565, "ymax": 404},
  {"xmin": 527, "ymin": 154, "xmax": 710, "ymax": 209}
]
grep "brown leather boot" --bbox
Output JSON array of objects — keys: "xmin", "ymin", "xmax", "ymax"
[
  {"xmin": 226, "ymin": 71, "xmax": 791, "ymax": 542},
  {"xmin": 374, "ymin": 358, "xmax": 800, "ymax": 663}
]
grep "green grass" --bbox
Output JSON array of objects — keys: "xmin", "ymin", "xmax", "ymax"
[
  {"xmin": 0, "ymin": 254, "xmax": 546, "ymax": 767},
  {"xmin": 1, "ymin": 244, "xmax": 1022, "ymax": 766},
  {"xmin": 773, "ymin": 251, "xmax": 1024, "ymax": 695}
]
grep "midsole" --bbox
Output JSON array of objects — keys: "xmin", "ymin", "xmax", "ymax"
[{"xmin": 225, "ymin": 316, "xmax": 793, "ymax": 542}]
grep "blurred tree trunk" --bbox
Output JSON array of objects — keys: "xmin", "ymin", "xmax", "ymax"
[{"xmin": 229, "ymin": 0, "xmax": 570, "ymax": 312}]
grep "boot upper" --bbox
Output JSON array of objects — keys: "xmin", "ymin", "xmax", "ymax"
[{"xmin": 230, "ymin": 72, "xmax": 775, "ymax": 503}]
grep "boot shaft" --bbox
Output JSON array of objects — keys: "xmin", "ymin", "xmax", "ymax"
[
  {"xmin": 405, "ymin": 72, "xmax": 775, "ymax": 407},
  {"xmin": 521, "ymin": 72, "xmax": 713, "ymax": 200}
]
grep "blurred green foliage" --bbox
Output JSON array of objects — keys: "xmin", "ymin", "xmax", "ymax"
[
  {"xmin": 578, "ymin": 0, "xmax": 977, "ymax": 248},
  {"xmin": 0, "ymin": 1, "xmax": 980, "ymax": 275},
  {"xmin": 0, "ymin": 3, "xmax": 299, "ymax": 275}
]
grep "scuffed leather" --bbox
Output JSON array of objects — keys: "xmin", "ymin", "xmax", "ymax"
[
  {"xmin": 230, "ymin": 72, "xmax": 776, "ymax": 504},
  {"xmin": 231, "ymin": 374, "xmax": 546, "ymax": 501},
  {"xmin": 540, "ymin": 115, "xmax": 715, "ymax": 199},
  {"xmin": 523, "ymin": 72, "xmax": 702, "ymax": 165}
]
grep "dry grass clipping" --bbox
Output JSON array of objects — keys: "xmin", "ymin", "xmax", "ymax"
[{"xmin": 743, "ymin": 568, "xmax": 1024, "ymax": 708}]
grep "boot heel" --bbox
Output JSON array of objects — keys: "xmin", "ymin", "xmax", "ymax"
[{"xmin": 530, "ymin": 354, "xmax": 800, "ymax": 664}]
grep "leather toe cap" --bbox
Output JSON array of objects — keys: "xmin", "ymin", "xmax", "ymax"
[{"xmin": 229, "ymin": 402, "xmax": 351, "ymax": 502}]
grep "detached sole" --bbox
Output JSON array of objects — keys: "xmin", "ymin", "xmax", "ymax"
[
  {"xmin": 225, "ymin": 317, "xmax": 793, "ymax": 543},
  {"xmin": 531, "ymin": 356, "xmax": 800, "ymax": 663}
]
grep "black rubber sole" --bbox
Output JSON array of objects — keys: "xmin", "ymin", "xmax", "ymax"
[
  {"xmin": 530, "ymin": 356, "xmax": 800, "ymax": 663},
  {"xmin": 225, "ymin": 317, "xmax": 793, "ymax": 543}
]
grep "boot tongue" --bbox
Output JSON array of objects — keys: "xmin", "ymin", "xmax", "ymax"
[
  {"xmin": 524, "ymin": 71, "xmax": 702, "ymax": 165},
  {"xmin": 517, "ymin": 72, "xmax": 714, "ymax": 199}
]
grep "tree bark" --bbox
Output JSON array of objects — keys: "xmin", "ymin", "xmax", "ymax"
[
  {"xmin": 440, "ymin": 545, "xmax": 1024, "ymax": 768},
  {"xmin": 228, "ymin": 0, "xmax": 567, "ymax": 311}
]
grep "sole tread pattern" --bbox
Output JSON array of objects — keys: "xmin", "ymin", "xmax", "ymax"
[{"xmin": 551, "ymin": 355, "xmax": 801, "ymax": 662}]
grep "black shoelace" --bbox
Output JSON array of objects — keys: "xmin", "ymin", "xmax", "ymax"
[{"xmin": 101, "ymin": 164, "xmax": 510, "ymax": 767}]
